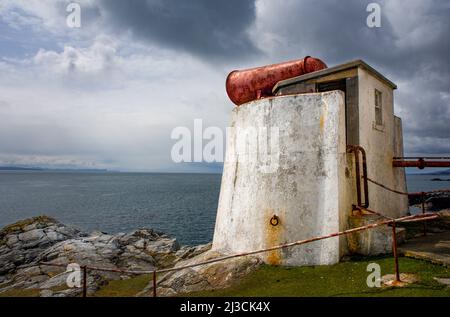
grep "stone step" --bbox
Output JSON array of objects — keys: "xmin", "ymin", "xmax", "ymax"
[{"xmin": 347, "ymin": 214, "xmax": 406, "ymax": 256}]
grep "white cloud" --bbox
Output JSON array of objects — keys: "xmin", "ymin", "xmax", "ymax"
[
  {"xmin": 33, "ymin": 40, "xmax": 116, "ymax": 75},
  {"xmin": 0, "ymin": 0, "xmax": 97, "ymax": 32},
  {"xmin": 0, "ymin": 35, "xmax": 232, "ymax": 170}
]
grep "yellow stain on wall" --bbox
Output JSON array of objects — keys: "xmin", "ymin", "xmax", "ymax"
[
  {"xmin": 265, "ymin": 209, "xmax": 282, "ymax": 265},
  {"xmin": 320, "ymin": 114, "xmax": 325, "ymax": 132},
  {"xmin": 320, "ymin": 99, "xmax": 328, "ymax": 133}
]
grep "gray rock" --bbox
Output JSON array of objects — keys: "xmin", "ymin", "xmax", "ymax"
[
  {"xmin": 6, "ymin": 235, "xmax": 19, "ymax": 247},
  {"xmin": 44, "ymin": 230, "xmax": 64, "ymax": 242},
  {"xmin": 39, "ymin": 271, "xmax": 73, "ymax": 290},
  {"xmin": 40, "ymin": 289, "xmax": 53, "ymax": 297},
  {"xmin": 139, "ymin": 250, "xmax": 262, "ymax": 297},
  {"xmin": 18, "ymin": 229, "xmax": 46, "ymax": 243},
  {"xmin": 15, "ymin": 265, "xmax": 42, "ymax": 277},
  {"xmin": 434, "ymin": 277, "xmax": 450, "ymax": 286},
  {"xmin": 175, "ymin": 243, "xmax": 212, "ymax": 260}
]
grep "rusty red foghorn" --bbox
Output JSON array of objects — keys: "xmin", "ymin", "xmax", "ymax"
[{"xmin": 226, "ymin": 56, "xmax": 327, "ymax": 106}]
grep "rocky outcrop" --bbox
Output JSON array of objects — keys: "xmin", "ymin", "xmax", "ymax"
[
  {"xmin": 409, "ymin": 192, "xmax": 450, "ymax": 210},
  {"xmin": 0, "ymin": 216, "xmax": 82, "ymax": 276},
  {"xmin": 139, "ymin": 250, "xmax": 263, "ymax": 297},
  {"xmin": 0, "ymin": 216, "xmax": 212, "ymax": 297}
]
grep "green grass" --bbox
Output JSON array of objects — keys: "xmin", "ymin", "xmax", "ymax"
[
  {"xmin": 2, "ymin": 256, "xmax": 449, "ymax": 297},
  {"xmin": 0, "ymin": 288, "xmax": 41, "ymax": 297},
  {"xmin": 0, "ymin": 284, "xmax": 72, "ymax": 297},
  {"xmin": 0, "ymin": 274, "xmax": 153, "ymax": 298},
  {"xmin": 94, "ymin": 274, "xmax": 152, "ymax": 297},
  {"xmin": 185, "ymin": 256, "xmax": 450, "ymax": 297}
]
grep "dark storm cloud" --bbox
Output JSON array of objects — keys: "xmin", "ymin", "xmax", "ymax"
[
  {"xmin": 260, "ymin": 0, "xmax": 448, "ymax": 76},
  {"xmin": 98, "ymin": 0, "xmax": 259, "ymax": 61},
  {"xmin": 94, "ymin": 0, "xmax": 448, "ymax": 155},
  {"xmin": 259, "ymin": 0, "xmax": 449, "ymax": 155}
]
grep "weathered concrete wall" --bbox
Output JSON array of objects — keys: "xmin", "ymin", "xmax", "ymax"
[
  {"xmin": 357, "ymin": 68, "xmax": 409, "ymax": 218},
  {"xmin": 347, "ymin": 68, "xmax": 409, "ymax": 256},
  {"xmin": 212, "ymin": 91, "xmax": 349, "ymax": 266}
]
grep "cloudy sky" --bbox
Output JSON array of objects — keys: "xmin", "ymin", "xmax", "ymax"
[{"xmin": 0, "ymin": 0, "xmax": 448, "ymax": 172}]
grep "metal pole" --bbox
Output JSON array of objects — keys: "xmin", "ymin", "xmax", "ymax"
[
  {"xmin": 354, "ymin": 149, "xmax": 362, "ymax": 207},
  {"xmin": 153, "ymin": 270, "xmax": 157, "ymax": 297},
  {"xmin": 358, "ymin": 146, "xmax": 369, "ymax": 208},
  {"xmin": 421, "ymin": 192, "xmax": 427, "ymax": 236},
  {"xmin": 391, "ymin": 222, "xmax": 401, "ymax": 282},
  {"xmin": 82, "ymin": 265, "xmax": 87, "ymax": 298}
]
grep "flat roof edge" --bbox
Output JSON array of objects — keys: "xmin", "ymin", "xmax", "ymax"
[{"xmin": 273, "ymin": 59, "xmax": 397, "ymax": 93}]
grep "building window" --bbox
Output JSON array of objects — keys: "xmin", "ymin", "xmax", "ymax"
[{"xmin": 374, "ymin": 89, "xmax": 383, "ymax": 125}]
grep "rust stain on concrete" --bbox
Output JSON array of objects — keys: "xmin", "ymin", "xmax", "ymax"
[
  {"xmin": 319, "ymin": 101, "xmax": 328, "ymax": 133},
  {"xmin": 265, "ymin": 209, "xmax": 282, "ymax": 265},
  {"xmin": 320, "ymin": 114, "xmax": 325, "ymax": 132}
]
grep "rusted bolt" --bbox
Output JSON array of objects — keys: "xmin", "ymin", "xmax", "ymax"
[{"xmin": 270, "ymin": 215, "xmax": 280, "ymax": 226}]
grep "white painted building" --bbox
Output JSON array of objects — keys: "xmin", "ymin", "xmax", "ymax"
[{"xmin": 212, "ymin": 60, "xmax": 408, "ymax": 266}]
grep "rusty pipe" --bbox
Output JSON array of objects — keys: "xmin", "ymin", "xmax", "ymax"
[
  {"xmin": 393, "ymin": 158, "xmax": 450, "ymax": 169},
  {"xmin": 226, "ymin": 56, "xmax": 327, "ymax": 106}
]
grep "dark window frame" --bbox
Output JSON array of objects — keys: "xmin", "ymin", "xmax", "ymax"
[{"xmin": 374, "ymin": 89, "xmax": 383, "ymax": 125}]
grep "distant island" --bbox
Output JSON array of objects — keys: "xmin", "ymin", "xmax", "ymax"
[
  {"xmin": 0, "ymin": 166, "xmax": 108, "ymax": 172},
  {"xmin": 0, "ymin": 166, "xmax": 44, "ymax": 171},
  {"xmin": 425, "ymin": 169, "xmax": 450, "ymax": 175},
  {"xmin": 408, "ymin": 169, "xmax": 450, "ymax": 176},
  {"xmin": 431, "ymin": 178, "xmax": 450, "ymax": 182}
]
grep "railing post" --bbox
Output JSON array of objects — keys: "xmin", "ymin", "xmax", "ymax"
[
  {"xmin": 391, "ymin": 221, "xmax": 401, "ymax": 282},
  {"xmin": 153, "ymin": 270, "xmax": 157, "ymax": 297},
  {"xmin": 421, "ymin": 192, "xmax": 427, "ymax": 236},
  {"xmin": 354, "ymin": 149, "xmax": 362, "ymax": 207},
  {"xmin": 82, "ymin": 265, "xmax": 87, "ymax": 298}
]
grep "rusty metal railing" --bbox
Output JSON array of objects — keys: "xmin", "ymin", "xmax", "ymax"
[
  {"xmin": 393, "ymin": 157, "xmax": 450, "ymax": 169},
  {"xmin": 40, "ymin": 212, "xmax": 438, "ymax": 297},
  {"xmin": 362, "ymin": 175, "xmax": 450, "ymax": 236},
  {"xmin": 364, "ymin": 176, "xmax": 450, "ymax": 197}
]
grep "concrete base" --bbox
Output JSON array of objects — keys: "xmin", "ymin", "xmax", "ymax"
[
  {"xmin": 398, "ymin": 231, "xmax": 450, "ymax": 267},
  {"xmin": 347, "ymin": 214, "xmax": 406, "ymax": 255}
]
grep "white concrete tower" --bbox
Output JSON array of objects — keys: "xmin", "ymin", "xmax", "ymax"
[{"xmin": 212, "ymin": 91, "xmax": 350, "ymax": 266}]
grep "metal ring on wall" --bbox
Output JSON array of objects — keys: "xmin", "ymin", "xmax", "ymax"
[{"xmin": 270, "ymin": 215, "xmax": 280, "ymax": 226}]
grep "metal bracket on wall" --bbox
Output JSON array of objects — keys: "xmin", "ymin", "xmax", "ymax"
[{"xmin": 347, "ymin": 145, "xmax": 369, "ymax": 209}]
